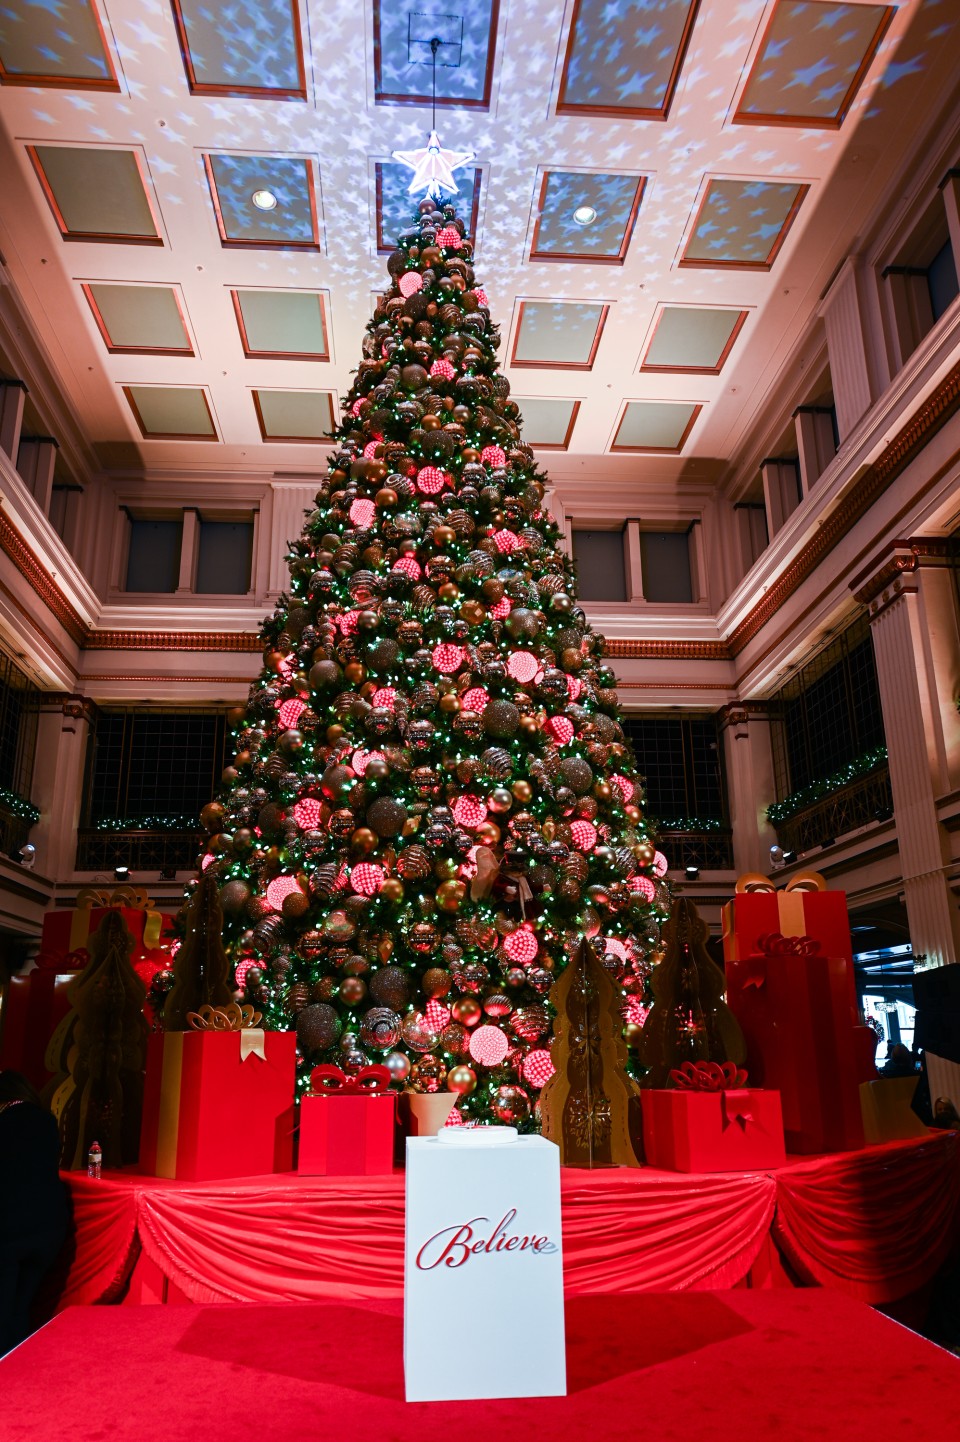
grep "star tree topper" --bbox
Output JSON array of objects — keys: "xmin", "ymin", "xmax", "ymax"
[{"xmin": 391, "ymin": 129, "xmax": 475, "ymax": 201}]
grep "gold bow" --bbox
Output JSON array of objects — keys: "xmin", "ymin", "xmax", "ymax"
[
  {"xmin": 735, "ymin": 871, "xmax": 826, "ymax": 895},
  {"xmin": 75, "ymin": 884, "xmax": 164, "ymax": 949},
  {"xmin": 186, "ymin": 1003, "xmax": 263, "ymax": 1030}
]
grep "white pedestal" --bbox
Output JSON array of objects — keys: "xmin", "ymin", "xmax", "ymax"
[{"xmin": 404, "ymin": 1131, "xmax": 566, "ymax": 1402}]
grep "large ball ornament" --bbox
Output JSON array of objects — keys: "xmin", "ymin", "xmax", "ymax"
[
  {"xmin": 422, "ymin": 965, "xmax": 451, "ymax": 995},
  {"xmin": 359, "ymin": 1007, "xmax": 402, "ymax": 1051},
  {"xmin": 368, "ymin": 965, "xmax": 411, "ymax": 1011},
  {"xmin": 385, "ymin": 1050, "xmax": 411, "ymax": 1084},
  {"xmin": 367, "ymin": 795, "xmax": 407, "ymax": 837},
  {"xmin": 219, "ymin": 879, "xmax": 251, "ymax": 916},
  {"xmin": 451, "ymin": 996, "xmax": 482, "ymax": 1027},
  {"xmin": 401, "ymin": 1011, "xmax": 440, "ymax": 1052},
  {"xmin": 436, "ymin": 879, "xmax": 467, "ymax": 912},
  {"xmin": 484, "ymin": 700, "xmax": 520, "ymax": 739},
  {"xmin": 296, "ymin": 1003, "xmax": 341, "ymax": 1054},
  {"xmin": 491, "ymin": 1085, "xmax": 530, "ymax": 1125},
  {"xmin": 447, "ymin": 1064, "xmax": 477, "ymax": 1095},
  {"xmin": 410, "ymin": 1055, "xmax": 447, "ymax": 1093}
]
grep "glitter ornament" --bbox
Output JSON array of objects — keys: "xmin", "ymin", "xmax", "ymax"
[
  {"xmin": 522, "ymin": 1049, "xmax": 555, "ymax": 1087},
  {"xmin": 416, "ymin": 466, "xmax": 447, "ymax": 495},
  {"xmin": 277, "ymin": 698, "xmax": 306, "ymax": 729},
  {"xmin": 506, "ymin": 651, "xmax": 539, "ymax": 684},
  {"xmin": 431, "ymin": 643, "xmax": 464, "ymax": 673},
  {"xmin": 468, "ymin": 1024, "xmax": 509, "ymax": 1067},
  {"xmin": 350, "ymin": 498, "xmax": 377, "ymax": 528},
  {"xmin": 502, "ymin": 926, "xmax": 538, "ymax": 964},
  {"xmin": 570, "ymin": 820, "xmax": 598, "ymax": 853}
]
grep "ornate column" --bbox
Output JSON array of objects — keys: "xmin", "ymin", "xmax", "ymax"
[
  {"xmin": 853, "ymin": 544, "xmax": 960, "ymax": 968},
  {"xmin": 718, "ymin": 703, "xmax": 779, "ymax": 876},
  {"xmin": 30, "ymin": 695, "xmax": 96, "ymax": 882}
]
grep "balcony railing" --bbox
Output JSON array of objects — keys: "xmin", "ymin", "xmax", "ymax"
[
  {"xmin": 0, "ymin": 800, "xmax": 32, "ymax": 857},
  {"xmin": 658, "ymin": 828, "xmax": 735, "ymax": 872},
  {"xmin": 75, "ymin": 828, "xmax": 202, "ymax": 875},
  {"xmin": 771, "ymin": 765, "xmax": 893, "ymax": 854}
]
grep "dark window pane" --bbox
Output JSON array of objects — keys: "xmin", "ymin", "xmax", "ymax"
[
  {"xmin": 639, "ymin": 531, "xmax": 693, "ymax": 603},
  {"xmin": 928, "ymin": 239, "xmax": 959, "ymax": 322},
  {"xmin": 88, "ymin": 711, "xmax": 227, "ymax": 822},
  {"xmin": 0, "ymin": 651, "xmax": 37, "ymax": 799},
  {"xmin": 196, "ymin": 519, "xmax": 253, "ymax": 595},
  {"xmin": 620, "ymin": 714, "xmax": 725, "ymax": 820},
  {"xmin": 126, "ymin": 518, "xmax": 182, "ymax": 592},
  {"xmin": 572, "ymin": 530, "xmax": 626, "ymax": 602}
]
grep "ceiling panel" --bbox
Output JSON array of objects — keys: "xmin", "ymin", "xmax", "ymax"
[
  {"xmin": 373, "ymin": 0, "xmax": 499, "ymax": 108},
  {"xmin": 232, "ymin": 289, "xmax": 329, "ymax": 360},
  {"xmin": 530, "ymin": 171, "xmax": 644, "ymax": 263},
  {"xmin": 511, "ymin": 301, "xmax": 609, "ymax": 369},
  {"xmin": 680, "ymin": 178, "xmax": 808, "ymax": 268},
  {"xmin": 612, "ymin": 400, "xmax": 702, "ymax": 452},
  {"xmin": 205, "ymin": 153, "xmax": 319, "ymax": 248},
  {"xmin": 735, "ymin": 1, "xmax": 893, "ymax": 128},
  {"xmin": 83, "ymin": 283, "xmax": 192, "ymax": 354},
  {"xmin": 253, "ymin": 388, "xmax": 335, "ymax": 440},
  {"xmin": 558, "ymin": 0, "xmax": 699, "ymax": 118},
  {"xmin": 0, "ymin": 0, "xmax": 117, "ymax": 89},
  {"xmin": 515, "ymin": 397, "xmax": 581, "ymax": 450},
  {"xmin": 641, "ymin": 306, "xmax": 748, "ymax": 373},
  {"xmin": 171, "ymin": 0, "xmax": 306, "ymax": 98},
  {"xmin": 123, "ymin": 385, "xmax": 217, "ymax": 439},
  {"xmin": 376, "ymin": 161, "xmax": 480, "ymax": 254},
  {"xmin": 28, "ymin": 145, "xmax": 161, "ymax": 243}
]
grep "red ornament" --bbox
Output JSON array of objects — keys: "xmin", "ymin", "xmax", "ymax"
[
  {"xmin": 435, "ymin": 226, "xmax": 462, "ymax": 250},
  {"xmin": 459, "ymin": 844, "xmax": 481, "ymax": 880},
  {"xmin": 351, "ymin": 862, "xmax": 385, "ymax": 896},
  {"xmin": 399, "ymin": 271, "xmax": 423, "ymax": 297},
  {"xmin": 544, "ymin": 715, "xmax": 574, "ymax": 746},
  {"xmin": 393, "ymin": 555, "xmax": 422, "ymax": 580},
  {"xmin": 432, "ymin": 643, "xmax": 464, "ymax": 674},
  {"xmin": 351, "ymin": 748, "xmax": 386, "ymax": 774},
  {"xmin": 338, "ymin": 610, "xmax": 360, "ymax": 634},
  {"xmin": 277, "ymin": 697, "xmax": 306, "ymax": 729},
  {"xmin": 233, "ymin": 957, "xmax": 258, "ymax": 989},
  {"xmin": 350, "ymin": 498, "xmax": 377, "ymax": 528},
  {"xmin": 372, "ymin": 686, "xmax": 397, "ymax": 710},
  {"xmin": 430, "ymin": 358, "xmax": 456, "ymax": 381},
  {"xmin": 490, "ymin": 596, "xmax": 512, "ymax": 620},
  {"xmin": 451, "ymin": 794, "xmax": 488, "ymax": 829},
  {"xmin": 461, "ymin": 686, "xmax": 489, "ymax": 712},
  {"xmin": 350, "ymin": 399, "xmax": 364, "ymax": 417},
  {"xmin": 604, "ymin": 937, "xmax": 630, "ymax": 965},
  {"xmin": 566, "ymin": 674, "xmax": 582, "ymax": 701},
  {"xmin": 522, "ymin": 1049, "xmax": 555, "ymax": 1088},
  {"xmin": 623, "ymin": 996, "xmax": 649, "ymax": 1027},
  {"xmin": 201, "ymin": 853, "xmax": 215, "ymax": 871},
  {"xmin": 570, "ymin": 819, "xmax": 598, "ymax": 853},
  {"xmin": 502, "ymin": 925, "xmax": 538, "ymax": 964},
  {"xmin": 444, "ymin": 1106, "xmax": 464, "ymax": 1127},
  {"xmin": 293, "ymin": 797, "xmax": 323, "ymax": 829},
  {"xmin": 611, "ymin": 774, "xmax": 633, "ymax": 803},
  {"xmin": 363, "ymin": 439, "xmax": 382, "ymax": 460},
  {"xmin": 417, "ymin": 466, "xmax": 448, "ymax": 495},
  {"xmin": 628, "ymin": 875, "xmax": 656, "ymax": 901},
  {"xmin": 473, "ymin": 288, "xmax": 488, "ymax": 307},
  {"xmin": 652, "ymin": 850, "xmax": 668, "ymax": 878},
  {"xmin": 469, "ymin": 1024, "xmax": 509, "ymax": 1067},
  {"xmin": 492, "ymin": 528, "xmax": 523, "ymax": 553},
  {"xmin": 425, "ymin": 998, "xmax": 452, "ymax": 1031},
  {"xmin": 506, "ymin": 651, "xmax": 538, "ymax": 684},
  {"xmin": 480, "ymin": 445, "xmax": 506, "ymax": 468},
  {"xmin": 265, "ymin": 875, "xmax": 302, "ymax": 912}
]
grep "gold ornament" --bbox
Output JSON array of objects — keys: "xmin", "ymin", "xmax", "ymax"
[
  {"xmin": 447, "ymin": 1064, "xmax": 477, "ymax": 1095},
  {"xmin": 511, "ymin": 780, "xmax": 533, "ymax": 803},
  {"xmin": 451, "ymin": 996, "xmax": 482, "ymax": 1027},
  {"xmin": 380, "ymin": 878, "xmax": 405, "ymax": 903},
  {"xmin": 436, "ymin": 879, "xmax": 467, "ymax": 912}
]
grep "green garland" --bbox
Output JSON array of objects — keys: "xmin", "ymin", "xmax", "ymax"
[
  {"xmin": 656, "ymin": 817, "xmax": 725, "ymax": 833},
  {"xmin": 94, "ymin": 816, "xmax": 200, "ymax": 833},
  {"xmin": 0, "ymin": 785, "xmax": 39, "ymax": 824},
  {"xmin": 767, "ymin": 745, "xmax": 888, "ymax": 824}
]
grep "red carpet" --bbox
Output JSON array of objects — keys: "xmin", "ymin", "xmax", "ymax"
[{"xmin": 2, "ymin": 1290, "xmax": 958, "ymax": 1442}]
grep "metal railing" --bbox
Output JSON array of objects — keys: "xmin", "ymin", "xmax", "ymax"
[
  {"xmin": 0, "ymin": 801, "xmax": 32, "ymax": 858},
  {"xmin": 771, "ymin": 765, "xmax": 893, "ymax": 853},
  {"xmin": 75, "ymin": 828, "xmax": 202, "ymax": 875}
]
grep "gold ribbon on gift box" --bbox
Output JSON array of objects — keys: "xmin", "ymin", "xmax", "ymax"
[
  {"xmin": 186, "ymin": 1003, "xmax": 266, "ymax": 1061},
  {"xmin": 730, "ymin": 870, "xmax": 826, "ymax": 946},
  {"xmin": 734, "ymin": 871, "xmax": 826, "ymax": 895},
  {"xmin": 71, "ymin": 884, "xmax": 164, "ymax": 953}
]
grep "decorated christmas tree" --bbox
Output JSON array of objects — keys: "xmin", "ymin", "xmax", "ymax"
[{"xmin": 195, "ymin": 149, "xmax": 669, "ymax": 1125}]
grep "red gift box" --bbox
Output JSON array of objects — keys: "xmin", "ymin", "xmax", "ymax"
[
  {"xmin": 725, "ymin": 939, "xmax": 864, "ymax": 1154},
  {"xmin": 299, "ymin": 1065, "xmax": 397, "ymax": 1176},
  {"xmin": 722, "ymin": 872, "xmax": 855, "ymax": 1008},
  {"xmin": 39, "ymin": 887, "xmax": 173, "ymax": 976},
  {"xmin": 641, "ymin": 1086, "xmax": 785, "ymax": 1172},
  {"xmin": 0, "ymin": 969, "xmax": 76, "ymax": 1091},
  {"xmin": 140, "ymin": 1027, "xmax": 296, "ymax": 1180}
]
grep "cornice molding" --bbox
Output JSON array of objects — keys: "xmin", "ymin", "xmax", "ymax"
[
  {"xmin": 603, "ymin": 638, "xmax": 730, "ymax": 661},
  {"xmin": 85, "ymin": 630, "xmax": 262, "ymax": 653},
  {"xmin": 0, "ymin": 508, "xmax": 85, "ymax": 644}
]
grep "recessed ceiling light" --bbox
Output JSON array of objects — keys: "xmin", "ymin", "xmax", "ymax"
[
  {"xmin": 251, "ymin": 189, "xmax": 278, "ymax": 211},
  {"xmin": 572, "ymin": 205, "xmax": 597, "ymax": 226}
]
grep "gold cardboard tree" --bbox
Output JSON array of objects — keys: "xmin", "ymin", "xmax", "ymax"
[{"xmin": 162, "ymin": 870, "xmax": 234, "ymax": 1029}]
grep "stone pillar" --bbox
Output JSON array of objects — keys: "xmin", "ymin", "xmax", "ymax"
[
  {"xmin": 853, "ymin": 546, "xmax": 960, "ymax": 968},
  {"xmin": 268, "ymin": 483, "xmax": 315, "ymax": 596},
  {"xmin": 0, "ymin": 381, "xmax": 26, "ymax": 461},
  {"xmin": 733, "ymin": 503, "xmax": 768, "ymax": 576},
  {"xmin": 16, "ymin": 437, "xmax": 58, "ymax": 513},
  {"xmin": 177, "ymin": 507, "xmax": 199, "ymax": 593},
  {"xmin": 794, "ymin": 407, "xmax": 836, "ymax": 493},
  {"xmin": 761, "ymin": 458, "xmax": 801, "ymax": 536},
  {"xmin": 30, "ymin": 695, "xmax": 96, "ymax": 882},
  {"xmin": 818, "ymin": 258, "xmax": 876, "ymax": 439},
  {"xmin": 718, "ymin": 704, "xmax": 779, "ymax": 877}
]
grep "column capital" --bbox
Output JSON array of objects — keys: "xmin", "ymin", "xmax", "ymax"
[
  {"xmin": 851, "ymin": 538, "xmax": 952, "ymax": 613},
  {"xmin": 716, "ymin": 701, "xmax": 772, "ymax": 733}
]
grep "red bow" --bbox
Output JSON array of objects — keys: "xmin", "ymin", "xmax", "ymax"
[
  {"xmin": 757, "ymin": 931, "xmax": 821, "ymax": 957},
  {"xmin": 721, "ymin": 1091, "xmax": 755, "ymax": 1131},
  {"xmin": 669, "ymin": 1060, "xmax": 749, "ymax": 1092},
  {"xmin": 309, "ymin": 1064, "xmax": 392, "ymax": 1095}
]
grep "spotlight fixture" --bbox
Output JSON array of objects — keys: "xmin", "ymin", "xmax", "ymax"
[
  {"xmin": 781, "ymin": 849, "xmax": 797, "ymax": 865},
  {"xmin": 114, "ymin": 865, "xmax": 131, "ymax": 882},
  {"xmin": 251, "ymin": 189, "xmax": 278, "ymax": 211},
  {"xmin": 769, "ymin": 844, "xmax": 784, "ymax": 870},
  {"xmin": 685, "ymin": 864, "xmax": 700, "ymax": 881},
  {"xmin": 17, "ymin": 843, "xmax": 36, "ymax": 870},
  {"xmin": 572, "ymin": 204, "xmax": 597, "ymax": 226}
]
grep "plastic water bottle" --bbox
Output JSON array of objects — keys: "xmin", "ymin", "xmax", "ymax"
[{"xmin": 87, "ymin": 1141, "xmax": 102, "ymax": 1180}]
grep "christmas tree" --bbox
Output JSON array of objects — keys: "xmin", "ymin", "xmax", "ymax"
[{"xmin": 196, "ymin": 162, "xmax": 668, "ymax": 1125}]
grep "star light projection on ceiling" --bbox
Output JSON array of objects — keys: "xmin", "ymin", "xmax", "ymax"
[{"xmin": 391, "ymin": 130, "xmax": 476, "ymax": 202}]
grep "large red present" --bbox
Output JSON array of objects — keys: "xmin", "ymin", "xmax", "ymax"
[
  {"xmin": 0, "ymin": 968, "xmax": 76, "ymax": 1091},
  {"xmin": 726, "ymin": 935, "xmax": 864, "ymax": 1153},
  {"xmin": 298, "ymin": 1065, "xmax": 397, "ymax": 1176},
  {"xmin": 722, "ymin": 871, "xmax": 855, "ymax": 1006},
  {"xmin": 40, "ymin": 885, "xmax": 173, "ymax": 968},
  {"xmin": 140, "ymin": 1007, "xmax": 296, "ymax": 1180},
  {"xmin": 642, "ymin": 1065, "xmax": 785, "ymax": 1172}
]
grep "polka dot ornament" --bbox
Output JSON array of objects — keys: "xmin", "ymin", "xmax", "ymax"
[
  {"xmin": 570, "ymin": 820, "xmax": 598, "ymax": 853},
  {"xmin": 372, "ymin": 687, "xmax": 397, "ymax": 710},
  {"xmin": 350, "ymin": 498, "xmax": 377, "ymax": 528},
  {"xmin": 566, "ymin": 675, "xmax": 582, "ymax": 701},
  {"xmin": 432, "ymin": 643, "xmax": 464, "ymax": 674},
  {"xmin": 393, "ymin": 555, "xmax": 422, "ymax": 580},
  {"xmin": 265, "ymin": 875, "xmax": 303, "ymax": 912},
  {"xmin": 430, "ymin": 358, "xmax": 456, "ymax": 380},
  {"xmin": 473, "ymin": 288, "xmax": 488, "ymax": 307},
  {"xmin": 502, "ymin": 925, "xmax": 538, "ymax": 964},
  {"xmin": 492, "ymin": 529, "xmax": 523, "ymax": 553},
  {"xmin": 351, "ymin": 862, "xmax": 385, "ymax": 896},
  {"xmin": 277, "ymin": 698, "xmax": 306, "ymax": 729},
  {"xmin": 399, "ymin": 272, "xmax": 423, "ymax": 297},
  {"xmin": 435, "ymin": 226, "xmax": 462, "ymax": 250},
  {"xmin": 352, "ymin": 748, "xmax": 385, "ymax": 775},
  {"xmin": 417, "ymin": 466, "xmax": 448, "ymax": 495},
  {"xmin": 628, "ymin": 875, "xmax": 656, "ymax": 901},
  {"xmin": 544, "ymin": 715, "xmax": 574, "ymax": 745},
  {"xmin": 363, "ymin": 440, "xmax": 381, "ymax": 460},
  {"xmin": 461, "ymin": 686, "xmax": 489, "ymax": 712},
  {"xmin": 293, "ymin": 797, "xmax": 323, "ymax": 829},
  {"xmin": 469, "ymin": 1024, "xmax": 509, "ymax": 1067},
  {"xmin": 522, "ymin": 1049, "xmax": 555, "ymax": 1087},
  {"xmin": 652, "ymin": 851, "xmax": 669, "ymax": 878},
  {"xmin": 490, "ymin": 597, "xmax": 512, "ymax": 620},
  {"xmin": 451, "ymin": 794, "xmax": 488, "ymax": 829},
  {"xmin": 480, "ymin": 445, "xmax": 506, "ymax": 468},
  {"xmin": 506, "ymin": 651, "xmax": 539, "ymax": 684}
]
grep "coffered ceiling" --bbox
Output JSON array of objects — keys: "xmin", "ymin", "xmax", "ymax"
[{"xmin": 0, "ymin": 0, "xmax": 954, "ymax": 490}]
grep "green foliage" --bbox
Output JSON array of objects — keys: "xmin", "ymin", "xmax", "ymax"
[{"xmin": 766, "ymin": 746, "xmax": 888, "ymax": 824}]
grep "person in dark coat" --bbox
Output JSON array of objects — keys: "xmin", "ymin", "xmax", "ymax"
[{"xmin": 0, "ymin": 1071, "xmax": 69, "ymax": 1355}]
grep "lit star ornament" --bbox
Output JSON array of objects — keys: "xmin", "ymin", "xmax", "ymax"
[{"xmin": 392, "ymin": 129, "xmax": 475, "ymax": 201}]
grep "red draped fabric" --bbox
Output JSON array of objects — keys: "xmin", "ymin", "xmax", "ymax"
[
  {"xmin": 57, "ymin": 1131, "xmax": 959, "ymax": 1311},
  {"xmin": 772, "ymin": 1131, "xmax": 960, "ymax": 1303}
]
